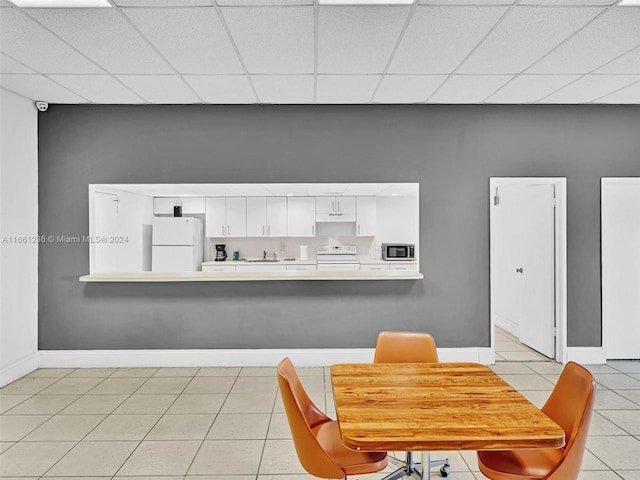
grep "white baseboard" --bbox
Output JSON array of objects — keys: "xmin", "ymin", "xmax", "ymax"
[
  {"xmin": 563, "ymin": 347, "xmax": 606, "ymax": 365},
  {"xmin": 0, "ymin": 352, "xmax": 39, "ymax": 387},
  {"xmin": 38, "ymin": 347, "xmax": 494, "ymax": 368}
]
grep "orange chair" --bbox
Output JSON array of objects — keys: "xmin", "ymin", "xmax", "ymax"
[
  {"xmin": 374, "ymin": 331, "xmax": 451, "ymax": 479},
  {"xmin": 477, "ymin": 361, "xmax": 596, "ymax": 480},
  {"xmin": 277, "ymin": 357, "xmax": 388, "ymax": 479}
]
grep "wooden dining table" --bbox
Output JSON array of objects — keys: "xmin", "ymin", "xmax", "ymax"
[{"xmin": 331, "ymin": 362, "xmax": 565, "ymax": 480}]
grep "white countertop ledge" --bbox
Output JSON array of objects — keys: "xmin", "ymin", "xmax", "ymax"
[{"xmin": 79, "ymin": 270, "xmax": 424, "ymax": 282}]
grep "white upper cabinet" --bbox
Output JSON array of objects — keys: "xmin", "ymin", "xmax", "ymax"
[
  {"xmin": 268, "ymin": 197, "xmax": 288, "ymax": 237},
  {"xmin": 287, "ymin": 197, "xmax": 316, "ymax": 237},
  {"xmin": 227, "ymin": 197, "xmax": 247, "ymax": 237},
  {"xmin": 246, "ymin": 197, "xmax": 287, "ymax": 237},
  {"xmin": 356, "ymin": 197, "xmax": 377, "ymax": 236},
  {"xmin": 153, "ymin": 197, "xmax": 205, "ymax": 215},
  {"xmin": 205, "ymin": 197, "xmax": 247, "ymax": 237},
  {"xmin": 316, "ymin": 196, "xmax": 356, "ymax": 222},
  {"xmin": 246, "ymin": 197, "xmax": 266, "ymax": 237}
]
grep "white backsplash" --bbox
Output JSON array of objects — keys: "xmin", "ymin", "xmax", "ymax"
[{"xmin": 206, "ymin": 236, "xmax": 378, "ymax": 262}]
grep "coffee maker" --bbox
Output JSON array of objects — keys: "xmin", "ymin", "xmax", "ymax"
[{"xmin": 214, "ymin": 244, "xmax": 227, "ymax": 262}]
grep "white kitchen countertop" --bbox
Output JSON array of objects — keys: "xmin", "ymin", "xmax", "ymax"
[{"xmin": 79, "ymin": 270, "xmax": 424, "ymax": 282}]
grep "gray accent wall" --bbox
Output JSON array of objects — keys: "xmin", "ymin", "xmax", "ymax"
[{"xmin": 38, "ymin": 105, "xmax": 640, "ymax": 350}]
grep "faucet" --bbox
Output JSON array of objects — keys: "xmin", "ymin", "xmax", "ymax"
[
  {"xmin": 263, "ymin": 250, "xmax": 267, "ymax": 260},
  {"xmin": 273, "ymin": 253, "xmax": 277, "ymax": 261}
]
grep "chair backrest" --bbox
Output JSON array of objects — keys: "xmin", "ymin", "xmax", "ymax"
[
  {"xmin": 277, "ymin": 357, "xmax": 345, "ymax": 479},
  {"xmin": 542, "ymin": 361, "xmax": 596, "ymax": 480},
  {"xmin": 373, "ymin": 331, "xmax": 439, "ymax": 363}
]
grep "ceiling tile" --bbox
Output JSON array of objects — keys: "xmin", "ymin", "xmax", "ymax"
[
  {"xmin": 115, "ymin": 75, "xmax": 201, "ymax": 103},
  {"xmin": 26, "ymin": 8, "xmax": 173, "ymax": 74},
  {"xmin": 595, "ymin": 46, "xmax": 640, "ymax": 74},
  {"xmin": 458, "ymin": 7, "xmax": 603, "ymax": 74},
  {"xmin": 0, "ymin": 74, "xmax": 86, "ymax": 102},
  {"xmin": 388, "ymin": 6, "xmax": 508, "ymax": 74},
  {"xmin": 221, "ymin": 7, "xmax": 314, "ymax": 74},
  {"xmin": 113, "ymin": 0, "xmax": 211, "ymax": 5},
  {"xmin": 0, "ymin": 8, "xmax": 104, "ymax": 74},
  {"xmin": 123, "ymin": 7, "xmax": 244, "ymax": 74},
  {"xmin": 518, "ymin": 0, "xmax": 615, "ymax": 4},
  {"xmin": 316, "ymin": 75, "xmax": 380, "ymax": 103},
  {"xmin": 597, "ymin": 80, "xmax": 640, "ymax": 103},
  {"xmin": 48, "ymin": 74, "xmax": 145, "ymax": 103},
  {"xmin": 218, "ymin": 0, "xmax": 312, "ymax": 4},
  {"xmin": 318, "ymin": 6, "xmax": 410, "ymax": 74},
  {"xmin": 183, "ymin": 74, "xmax": 256, "ymax": 103},
  {"xmin": 486, "ymin": 74, "xmax": 579, "ymax": 102},
  {"xmin": 527, "ymin": 8, "xmax": 640, "ymax": 74},
  {"xmin": 0, "ymin": 53, "xmax": 35, "ymax": 73},
  {"xmin": 373, "ymin": 74, "xmax": 447, "ymax": 103},
  {"xmin": 420, "ymin": 0, "xmax": 514, "ymax": 3},
  {"xmin": 251, "ymin": 75, "xmax": 314, "ymax": 103},
  {"xmin": 540, "ymin": 74, "xmax": 640, "ymax": 102},
  {"xmin": 428, "ymin": 74, "xmax": 513, "ymax": 102}
]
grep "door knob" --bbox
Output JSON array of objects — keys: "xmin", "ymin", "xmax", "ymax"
[{"xmin": 516, "ymin": 268, "xmax": 523, "ymax": 273}]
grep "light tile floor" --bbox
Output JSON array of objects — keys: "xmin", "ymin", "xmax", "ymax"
[{"xmin": 0, "ymin": 330, "xmax": 639, "ymax": 479}]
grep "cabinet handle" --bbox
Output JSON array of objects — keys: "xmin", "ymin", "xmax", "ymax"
[
  {"xmin": 222, "ymin": 225, "xmax": 225, "ymax": 236},
  {"xmin": 337, "ymin": 200, "xmax": 340, "ymax": 212},
  {"xmin": 332, "ymin": 200, "xmax": 335, "ymax": 212},
  {"xmin": 228, "ymin": 225, "xmax": 231, "ymax": 236},
  {"xmin": 358, "ymin": 224, "xmax": 361, "ymax": 235},
  {"xmin": 267, "ymin": 225, "xmax": 271, "ymax": 236},
  {"xmin": 312, "ymin": 225, "xmax": 315, "ymax": 236},
  {"xmin": 262, "ymin": 225, "xmax": 265, "ymax": 236}
]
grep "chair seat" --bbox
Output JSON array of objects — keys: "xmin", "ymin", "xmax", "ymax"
[
  {"xmin": 313, "ymin": 420, "xmax": 388, "ymax": 475},
  {"xmin": 477, "ymin": 448, "xmax": 564, "ymax": 480}
]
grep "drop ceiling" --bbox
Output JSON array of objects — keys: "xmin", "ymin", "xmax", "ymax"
[{"xmin": 1, "ymin": 0, "xmax": 639, "ymax": 104}]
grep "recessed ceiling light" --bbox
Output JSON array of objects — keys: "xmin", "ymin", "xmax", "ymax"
[
  {"xmin": 319, "ymin": 0, "xmax": 413, "ymax": 4},
  {"xmin": 9, "ymin": 0, "xmax": 111, "ymax": 7},
  {"xmin": 391, "ymin": 192, "xmax": 399, "ymax": 196},
  {"xmin": 617, "ymin": 0, "xmax": 640, "ymax": 5}
]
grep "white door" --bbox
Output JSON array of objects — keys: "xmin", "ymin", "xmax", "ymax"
[
  {"xmin": 602, "ymin": 181, "xmax": 640, "ymax": 359},
  {"xmin": 492, "ymin": 183, "xmax": 556, "ymax": 358}
]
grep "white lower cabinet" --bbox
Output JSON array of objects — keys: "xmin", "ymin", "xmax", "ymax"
[
  {"xmin": 389, "ymin": 264, "xmax": 418, "ymax": 271},
  {"xmin": 236, "ymin": 264, "xmax": 287, "ymax": 272},
  {"xmin": 286, "ymin": 264, "xmax": 316, "ymax": 271},
  {"xmin": 360, "ymin": 263, "xmax": 390, "ymax": 271},
  {"xmin": 202, "ymin": 264, "xmax": 237, "ymax": 272}
]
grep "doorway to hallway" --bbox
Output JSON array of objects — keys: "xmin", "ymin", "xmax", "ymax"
[{"xmin": 489, "ymin": 178, "xmax": 567, "ymax": 363}]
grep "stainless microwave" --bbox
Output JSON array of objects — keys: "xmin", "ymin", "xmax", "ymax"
[{"xmin": 382, "ymin": 243, "xmax": 415, "ymax": 261}]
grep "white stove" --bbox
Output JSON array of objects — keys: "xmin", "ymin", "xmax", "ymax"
[{"xmin": 316, "ymin": 245, "xmax": 359, "ymax": 271}]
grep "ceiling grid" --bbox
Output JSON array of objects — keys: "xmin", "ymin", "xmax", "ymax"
[{"xmin": 0, "ymin": 0, "xmax": 638, "ymax": 104}]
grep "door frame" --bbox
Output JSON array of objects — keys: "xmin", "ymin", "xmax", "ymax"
[
  {"xmin": 601, "ymin": 177, "xmax": 640, "ymax": 360},
  {"xmin": 489, "ymin": 178, "xmax": 567, "ymax": 363}
]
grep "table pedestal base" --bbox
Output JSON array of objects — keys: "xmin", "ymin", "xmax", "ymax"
[{"xmin": 382, "ymin": 452, "xmax": 449, "ymax": 480}]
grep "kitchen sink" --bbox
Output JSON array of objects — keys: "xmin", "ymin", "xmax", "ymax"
[{"xmin": 245, "ymin": 259, "xmax": 280, "ymax": 262}]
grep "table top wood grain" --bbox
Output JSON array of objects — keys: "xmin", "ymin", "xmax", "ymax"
[{"xmin": 330, "ymin": 362, "xmax": 565, "ymax": 451}]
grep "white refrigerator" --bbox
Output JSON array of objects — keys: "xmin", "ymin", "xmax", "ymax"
[{"xmin": 152, "ymin": 217, "xmax": 204, "ymax": 272}]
